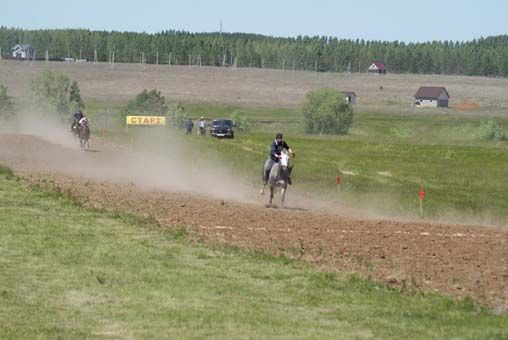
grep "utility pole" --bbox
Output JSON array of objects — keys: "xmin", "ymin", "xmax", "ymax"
[
  {"xmin": 94, "ymin": 49, "xmax": 98, "ymax": 64},
  {"xmin": 111, "ymin": 51, "xmax": 115, "ymax": 67},
  {"xmin": 46, "ymin": 50, "xmax": 49, "ymax": 63},
  {"xmin": 168, "ymin": 53, "xmax": 171, "ymax": 67},
  {"xmin": 156, "ymin": 50, "xmax": 159, "ymax": 65}
]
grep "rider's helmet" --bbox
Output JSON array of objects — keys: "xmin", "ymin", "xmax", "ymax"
[
  {"xmin": 200, "ymin": 116, "xmax": 204, "ymax": 119},
  {"xmin": 275, "ymin": 132, "xmax": 283, "ymax": 140}
]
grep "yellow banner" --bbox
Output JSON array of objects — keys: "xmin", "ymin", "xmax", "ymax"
[{"xmin": 126, "ymin": 116, "xmax": 166, "ymax": 125}]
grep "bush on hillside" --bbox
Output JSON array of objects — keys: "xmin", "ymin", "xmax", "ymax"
[
  {"xmin": 166, "ymin": 102, "xmax": 187, "ymax": 128},
  {"xmin": 230, "ymin": 110, "xmax": 249, "ymax": 131},
  {"xmin": 30, "ymin": 70, "xmax": 84, "ymax": 118},
  {"xmin": 302, "ymin": 88, "xmax": 354, "ymax": 135},
  {"xmin": 31, "ymin": 70, "xmax": 70, "ymax": 116},
  {"xmin": 477, "ymin": 120, "xmax": 506, "ymax": 141},
  {"xmin": 0, "ymin": 85, "xmax": 15, "ymax": 119},
  {"xmin": 69, "ymin": 80, "xmax": 85, "ymax": 111},
  {"xmin": 122, "ymin": 89, "xmax": 167, "ymax": 121}
]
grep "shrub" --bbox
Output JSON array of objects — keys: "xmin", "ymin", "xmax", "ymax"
[
  {"xmin": 477, "ymin": 120, "xmax": 506, "ymax": 141},
  {"xmin": 230, "ymin": 110, "xmax": 249, "ymax": 131},
  {"xmin": 166, "ymin": 102, "xmax": 187, "ymax": 128},
  {"xmin": 302, "ymin": 88, "xmax": 354, "ymax": 135},
  {"xmin": 122, "ymin": 89, "xmax": 168, "ymax": 122},
  {"xmin": 0, "ymin": 85, "xmax": 15, "ymax": 119},
  {"xmin": 69, "ymin": 80, "xmax": 85, "ymax": 111},
  {"xmin": 31, "ymin": 70, "xmax": 72, "ymax": 116}
]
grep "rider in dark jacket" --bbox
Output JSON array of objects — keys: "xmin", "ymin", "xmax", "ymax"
[
  {"xmin": 71, "ymin": 110, "xmax": 84, "ymax": 131},
  {"xmin": 263, "ymin": 132, "xmax": 294, "ymax": 185}
]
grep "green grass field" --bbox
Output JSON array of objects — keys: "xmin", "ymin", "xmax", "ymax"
[{"xmin": 1, "ymin": 166, "xmax": 507, "ymax": 339}]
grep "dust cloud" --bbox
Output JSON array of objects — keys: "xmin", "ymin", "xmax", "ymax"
[
  {"xmin": 0, "ymin": 109, "xmax": 258, "ymax": 203},
  {"xmin": 2, "ymin": 109, "xmax": 506, "ymax": 227}
]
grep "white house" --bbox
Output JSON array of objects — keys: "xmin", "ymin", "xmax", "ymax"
[
  {"xmin": 11, "ymin": 44, "xmax": 34, "ymax": 59},
  {"xmin": 414, "ymin": 86, "xmax": 450, "ymax": 108}
]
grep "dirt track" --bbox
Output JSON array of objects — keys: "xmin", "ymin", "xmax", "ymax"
[{"xmin": 1, "ymin": 133, "xmax": 507, "ymax": 311}]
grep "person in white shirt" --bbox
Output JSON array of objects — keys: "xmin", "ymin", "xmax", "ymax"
[{"xmin": 198, "ymin": 117, "xmax": 207, "ymax": 136}]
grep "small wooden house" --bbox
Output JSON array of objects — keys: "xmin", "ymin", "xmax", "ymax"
[
  {"xmin": 368, "ymin": 62, "xmax": 386, "ymax": 75},
  {"xmin": 342, "ymin": 91, "xmax": 357, "ymax": 105},
  {"xmin": 414, "ymin": 86, "xmax": 450, "ymax": 108},
  {"xmin": 11, "ymin": 44, "xmax": 34, "ymax": 59}
]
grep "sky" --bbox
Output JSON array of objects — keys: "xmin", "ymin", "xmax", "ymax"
[{"xmin": 2, "ymin": 0, "xmax": 506, "ymax": 43}]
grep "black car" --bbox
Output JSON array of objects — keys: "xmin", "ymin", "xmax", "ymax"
[{"xmin": 210, "ymin": 119, "xmax": 234, "ymax": 138}]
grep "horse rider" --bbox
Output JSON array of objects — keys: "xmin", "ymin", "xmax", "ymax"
[
  {"xmin": 78, "ymin": 114, "xmax": 89, "ymax": 127},
  {"xmin": 185, "ymin": 117, "xmax": 194, "ymax": 135},
  {"xmin": 71, "ymin": 109, "xmax": 84, "ymax": 131},
  {"xmin": 198, "ymin": 117, "xmax": 206, "ymax": 136},
  {"xmin": 263, "ymin": 132, "xmax": 295, "ymax": 185}
]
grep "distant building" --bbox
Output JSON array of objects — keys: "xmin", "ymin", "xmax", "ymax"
[
  {"xmin": 342, "ymin": 91, "xmax": 357, "ymax": 105},
  {"xmin": 368, "ymin": 62, "xmax": 386, "ymax": 75},
  {"xmin": 11, "ymin": 44, "xmax": 34, "ymax": 59},
  {"xmin": 414, "ymin": 86, "xmax": 450, "ymax": 108}
]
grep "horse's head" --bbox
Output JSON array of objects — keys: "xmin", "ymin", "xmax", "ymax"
[{"xmin": 279, "ymin": 152, "xmax": 290, "ymax": 169}]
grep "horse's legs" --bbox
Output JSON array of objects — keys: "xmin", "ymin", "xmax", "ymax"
[
  {"xmin": 269, "ymin": 185, "xmax": 274, "ymax": 206},
  {"xmin": 281, "ymin": 187, "xmax": 286, "ymax": 208},
  {"xmin": 260, "ymin": 184, "xmax": 266, "ymax": 195}
]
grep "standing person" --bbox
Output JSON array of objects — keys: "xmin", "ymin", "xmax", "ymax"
[
  {"xmin": 185, "ymin": 117, "xmax": 194, "ymax": 135},
  {"xmin": 263, "ymin": 132, "xmax": 295, "ymax": 185},
  {"xmin": 198, "ymin": 117, "xmax": 206, "ymax": 136}
]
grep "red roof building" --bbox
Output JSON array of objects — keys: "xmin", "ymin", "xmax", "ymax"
[{"xmin": 368, "ymin": 62, "xmax": 386, "ymax": 75}]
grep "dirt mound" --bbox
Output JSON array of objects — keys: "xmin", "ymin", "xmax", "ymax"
[
  {"xmin": 454, "ymin": 102, "xmax": 480, "ymax": 110},
  {"xmin": 1, "ymin": 133, "xmax": 508, "ymax": 309}
]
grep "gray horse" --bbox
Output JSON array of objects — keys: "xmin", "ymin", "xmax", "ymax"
[{"xmin": 261, "ymin": 152, "xmax": 291, "ymax": 208}]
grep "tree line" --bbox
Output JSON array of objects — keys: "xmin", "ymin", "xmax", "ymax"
[{"xmin": 1, "ymin": 27, "xmax": 508, "ymax": 77}]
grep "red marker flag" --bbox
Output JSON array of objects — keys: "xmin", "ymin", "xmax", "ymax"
[
  {"xmin": 419, "ymin": 190, "xmax": 425, "ymax": 200},
  {"xmin": 336, "ymin": 176, "xmax": 341, "ymax": 185}
]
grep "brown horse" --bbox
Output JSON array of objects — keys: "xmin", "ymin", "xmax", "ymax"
[{"xmin": 77, "ymin": 123, "xmax": 90, "ymax": 150}]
